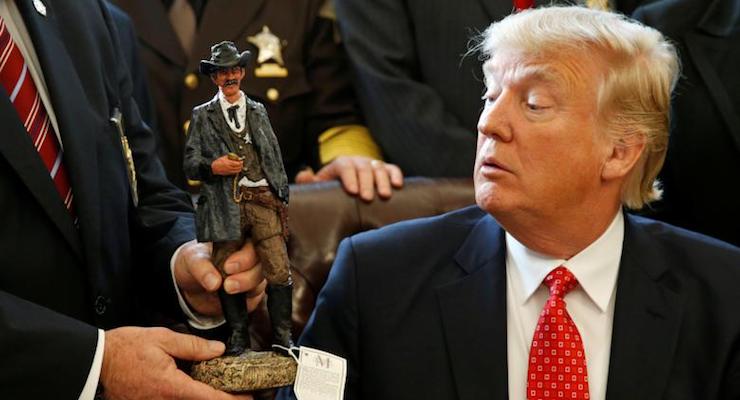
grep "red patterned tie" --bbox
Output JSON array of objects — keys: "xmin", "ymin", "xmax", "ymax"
[
  {"xmin": 527, "ymin": 266, "xmax": 590, "ymax": 399},
  {"xmin": 1, "ymin": 16, "xmax": 75, "ymax": 218},
  {"xmin": 514, "ymin": 0, "xmax": 535, "ymax": 11}
]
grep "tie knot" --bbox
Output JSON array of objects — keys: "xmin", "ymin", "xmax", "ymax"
[
  {"xmin": 543, "ymin": 266, "xmax": 578, "ymax": 298},
  {"xmin": 228, "ymin": 105, "xmax": 239, "ymax": 114}
]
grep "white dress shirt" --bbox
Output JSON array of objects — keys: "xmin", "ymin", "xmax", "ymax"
[
  {"xmin": 1, "ymin": 2, "xmax": 102, "ymax": 399},
  {"xmin": 506, "ymin": 210, "xmax": 624, "ymax": 400}
]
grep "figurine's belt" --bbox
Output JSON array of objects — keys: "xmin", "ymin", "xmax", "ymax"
[{"xmin": 237, "ymin": 185, "xmax": 271, "ymax": 202}]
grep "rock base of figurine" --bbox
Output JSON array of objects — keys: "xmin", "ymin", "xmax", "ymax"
[{"xmin": 192, "ymin": 350, "xmax": 297, "ymax": 392}]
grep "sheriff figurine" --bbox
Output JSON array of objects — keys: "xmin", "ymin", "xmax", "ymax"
[{"xmin": 184, "ymin": 41, "xmax": 292, "ymax": 357}]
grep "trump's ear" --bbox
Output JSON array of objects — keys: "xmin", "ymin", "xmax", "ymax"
[{"xmin": 601, "ymin": 134, "xmax": 646, "ymax": 181}]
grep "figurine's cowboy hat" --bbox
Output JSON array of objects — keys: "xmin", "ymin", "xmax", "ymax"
[{"xmin": 199, "ymin": 41, "xmax": 251, "ymax": 75}]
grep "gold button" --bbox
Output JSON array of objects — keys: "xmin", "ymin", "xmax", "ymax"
[
  {"xmin": 187, "ymin": 179, "xmax": 202, "ymax": 187},
  {"xmin": 267, "ymin": 88, "xmax": 279, "ymax": 102},
  {"xmin": 183, "ymin": 119, "xmax": 191, "ymax": 135},
  {"xmin": 184, "ymin": 73, "xmax": 199, "ymax": 90}
]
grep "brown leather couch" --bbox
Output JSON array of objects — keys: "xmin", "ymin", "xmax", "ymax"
[{"xmin": 257, "ymin": 177, "xmax": 475, "ymax": 343}]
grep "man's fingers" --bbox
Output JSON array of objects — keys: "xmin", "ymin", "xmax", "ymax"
[
  {"xmin": 187, "ymin": 254, "xmax": 223, "ymax": 292},
  {"xmin": 387, "ymin": 163, "xmax": 404, "ymax": 188},
  {"xmin": 223, "ymin": 240, "xmax": 259, "ymax": 275},
  {"xmin": 245, "ymin": 284, "xmax": 267, "ymax": 312},
  {"xmin": 224, "ymin": 266, "xmax": 265, "ymax": 295},
  {"xmin": 371, "ymin": 160, "xmax": 392, "ymax": 199},
  {"xmin": 158, "ymin": 329, "xmax": 225, "ymax": 361},
  {"xmin": 313, "ymin": 156, "xmax": 403, "ymax": 201},
  {"xmin": 335, "ymin": 161, "xmax": 359, "ymax": 195},
  {"xmin": 175, "ymin": 241, "xmax": 221, "ymax": 293},
  {"xmin": 356, "ymin": 161, "xmax": 375, "ymax": 201}
]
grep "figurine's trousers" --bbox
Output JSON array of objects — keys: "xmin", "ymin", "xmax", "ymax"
[{"xmin": 212, "ymin": 189, "xmax": 290, "ymax": 285}]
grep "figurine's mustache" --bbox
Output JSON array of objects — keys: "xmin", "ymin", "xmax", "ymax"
[{"xmin": 225, "ymin": 79, "xmax": 239, "ymax": 87}]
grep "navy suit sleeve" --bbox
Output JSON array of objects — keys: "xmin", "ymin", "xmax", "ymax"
[
  {"xmin": 101, "ymin": 1, "xmax": 196, "ymax": 320},
  {"xmin": 277, "ymin": 237, "xmax": 361, "ymax": 400},
  {"xmin": 334, "ymin": 0, "xmax": 476, "ymax": 177},
  {"xmin": 0, "ymin": 291, "xmax": 98, "ymax": 398}
]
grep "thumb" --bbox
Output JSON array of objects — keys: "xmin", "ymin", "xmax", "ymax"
[
  {"xmin": 295, "ymin": 167, "xmax": 317, "ymax": 183},
  {"xmin": 159, "ymin": 330, "xmax": 225, "ymax": 361}
]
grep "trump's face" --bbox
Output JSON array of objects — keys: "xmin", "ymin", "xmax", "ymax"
[{"xmin": 474, "ymin": 51, "xmax": 612, "ymax": 222}]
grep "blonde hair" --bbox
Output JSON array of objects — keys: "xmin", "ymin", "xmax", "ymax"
[{"xmin": 477, "ymin": 6, "xmax": 680, "ymax": 209}]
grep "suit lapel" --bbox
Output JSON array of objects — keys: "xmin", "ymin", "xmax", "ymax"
[
  {"xmin": 206, "ymin": 98, "xmax": 236, "ymax": 152},
  {"xmin": 16, "ymin": 0, "xmax": 103, "ymax": 270},
  {"xmin": 606, "ymin": 214, "xmax": 684, "ymax": 399},
  {"xmin": 114, "ymin": 0, "xmax": 187, "ymax": 67},
  {"xmin": 0, "ymin": 93, "xmax": 82, "ymax": 259},
  {"xmin": 683, "ymin": 0, "xmax": 740, "ymax": 154},
  {"xmin": 436, "ymin": 215, "xmax": 508, "ymax": 400}
]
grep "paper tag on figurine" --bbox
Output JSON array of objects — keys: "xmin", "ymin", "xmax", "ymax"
[{"xmin": 294, "ymin": 346, "xmax": 346, "ymax": 400}]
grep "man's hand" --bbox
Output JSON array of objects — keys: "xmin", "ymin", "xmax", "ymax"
[
  {"xmin": 173, "ymin": 240, "xmax": 266, "ymax": 317},
  {"xmin": 211, "ymin": 155, "xmax": 243, "ymax": 176},
  {"xmin": 100, "ymin": 327, "xmax": 253, "ymax": 399},
  {"xmin": 295, "ymin": 156, "xmax": 404, "ymax": 201}
]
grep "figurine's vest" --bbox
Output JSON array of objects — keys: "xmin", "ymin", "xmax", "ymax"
[{"xmin": 229, "ymin": 128, "xmax": 266, "ymax": 182}]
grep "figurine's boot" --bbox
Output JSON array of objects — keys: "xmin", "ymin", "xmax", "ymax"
[
  {"xmin": 218, "ymin": 288, "xmax": 251, "ymax": 356},
  {"xmin": 266, "ymin": 283, "xmax": 294, "ymax": 356}
]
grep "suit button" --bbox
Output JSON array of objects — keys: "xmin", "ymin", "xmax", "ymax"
[
  {"xmin": 94, "ymin": 296, "xmax": 108, "ymax": 315},
  {"xmin": 183, "ymin": 119, "xmax": 191, "ymax": 135},
  {"xmin": 188, "ymin": 179, "xmax": 202, "ymax": 187},
  {"xmin": 266, "ymin": 88, "xmax": 279, "ymax": 102},
  {"xmin": 184, "ymin": 73, "xmax": 199, "ymax": 90}
]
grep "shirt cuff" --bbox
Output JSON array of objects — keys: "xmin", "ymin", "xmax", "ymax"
[
  {"xmin": 78, "ymin": 329, "xmax": 104, "ymax": 400},
  {"xmin": 318, "ymin": 124, "xmax": 383, "ymax": 164},
  {"xmin": 170, "ymin": 240, "xmax": 226, "ymax": 330}
]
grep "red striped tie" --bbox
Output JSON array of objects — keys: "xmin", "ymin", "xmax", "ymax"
[
  {"xmin": 1, "ymin": 16, "xmax": 75, "ymax": 218},
  {"xmin": 514, "ymin": 0, "xmax": 535, "ymax": 11}
]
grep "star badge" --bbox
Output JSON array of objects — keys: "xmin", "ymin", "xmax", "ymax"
[{"xmin": 247, "ymin": 26, "xmax": 288, "ymax": 78}]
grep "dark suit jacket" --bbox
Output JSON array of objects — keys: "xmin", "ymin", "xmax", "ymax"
[
  {"xmin": 112, "ymin": 0, "xmax": 363, "ymax": 187},
  {"xmin": 183, "ymin": 96, "xmax": 289, "ymax": 242},
  {"xmin": 633, "ymin": 0, "xmax": 740, "ymax": 246},
  {"xmin": 280, "ymin": 206, "xmax": 740, "ymax": 399},
  {"xmin": 0, "ymin": 0, "xmax": 195, "ymax": 397}
]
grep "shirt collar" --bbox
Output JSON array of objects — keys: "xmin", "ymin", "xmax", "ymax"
[
  {"xmin": 217, "ymin": 90, "xmax": 246, "ymax": 110},
  {"xmin": 505, "ymin": 210, "xmax": 624, "ymax": 312}
]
